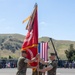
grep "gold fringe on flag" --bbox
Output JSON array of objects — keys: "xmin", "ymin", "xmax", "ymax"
[{"xmin": 22, "ymin": 16, "xmax": 31, "ymax": 24}]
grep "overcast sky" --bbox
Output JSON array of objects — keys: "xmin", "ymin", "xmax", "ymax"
[{"xmin": 0, "ymin": 0, "xmax": 75, "ymax": 41}]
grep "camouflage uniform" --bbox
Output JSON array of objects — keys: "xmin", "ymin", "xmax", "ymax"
[
  {"xmin": 16, "ymin": 57, "xmax": 27, "ymax": 75},
  {"xmin": 39, "ymin": 63, "xmax": 45, "ymax": 75},
  {"xmin": 32, "ymin": 63, "xmax": 44, "ymax": 75},
  {"xmin": 47, "ymin": 60, "xmax": 58, "ymax": 75}
]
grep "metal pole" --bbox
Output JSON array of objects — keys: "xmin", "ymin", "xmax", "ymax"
[{"xmin": 50, "ymin": 38, "xmax": 59, "ymax": 60}]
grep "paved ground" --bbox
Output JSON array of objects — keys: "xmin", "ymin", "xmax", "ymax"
[{"xmin": 0, "ymin": 68, "xmax": 75, "ymax": 75}]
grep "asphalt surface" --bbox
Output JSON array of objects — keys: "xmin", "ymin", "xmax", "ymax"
[{"xmin": 0, "ymin": 68, "xmax": 75, "ymax": 75}]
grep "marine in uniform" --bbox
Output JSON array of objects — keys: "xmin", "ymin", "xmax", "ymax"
[
  {"xmin": 16, "ymin": 51, "xmax": 36, "ymax": 75},
  {"xmin": 37, "ymin": 53, "xmax": 58, "ymax": 75}
]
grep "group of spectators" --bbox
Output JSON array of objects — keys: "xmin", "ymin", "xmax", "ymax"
[
  {"xmin": 0, "ymin": 59, "xmax": 17, "ymax": 68},
  {"xmin": 58, "ymin": 60, "xmax": 75, "ymax": 68},
  {"xmin": 0, "ymin": 59, "xmax": 75, "ymax": 69}
]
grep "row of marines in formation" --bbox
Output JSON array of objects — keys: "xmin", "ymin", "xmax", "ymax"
[{"xmin": 16, "ymin": 51, "xmax": 58, "ymax": 75}]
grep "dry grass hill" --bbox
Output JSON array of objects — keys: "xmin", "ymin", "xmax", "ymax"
[{"xmin": 0, "ymin": 34, "xmax": 75, "ymax": 60}]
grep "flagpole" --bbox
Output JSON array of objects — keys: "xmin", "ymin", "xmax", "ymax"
[
  {"xmin": 37, "ymin": 46, "xmax": 39, "ymax": 75},
  {"xmin": 36, "ymin": 3, "xmax": 40, "ymax": 75},
  {"xmin": 50, "ymin": 38, "xmax": 59, "ymax": 60}
]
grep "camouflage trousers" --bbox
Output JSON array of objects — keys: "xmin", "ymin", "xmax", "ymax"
[{"xmin": 16, "ymin": 71, "xmax": 26, "ymax": 75}]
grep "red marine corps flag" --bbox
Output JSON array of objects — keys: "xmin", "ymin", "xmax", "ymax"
[{"xmin": 21, "ymin": 4, "xmax": 38, "ymax": 66}]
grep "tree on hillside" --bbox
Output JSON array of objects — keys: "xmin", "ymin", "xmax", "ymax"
[
  {"xmin": 9, "ymin": 55, "xmax": 13, "ymax": 59},
  {"xmin": 65, "ymin": 44, "xmax": 75, "ymax": 62}
]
